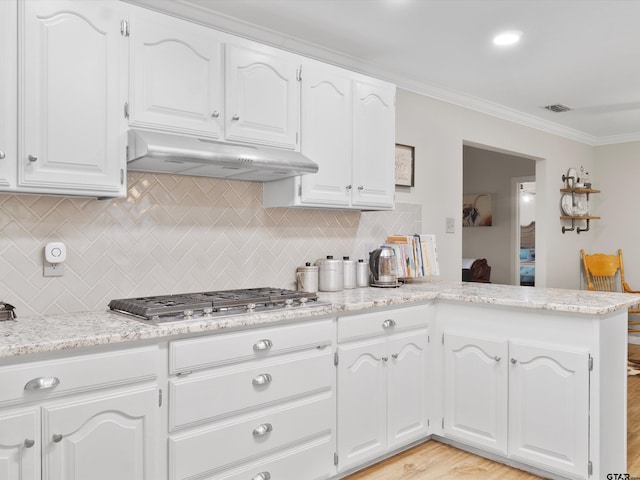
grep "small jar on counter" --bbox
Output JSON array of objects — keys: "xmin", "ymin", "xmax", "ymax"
[
  {"xmin": 356, "ymin": 259, "xmax": 369, "ymax": 287},
  {"xmin": 296, "ymin": 262, "xmax": 318, "ymax": 293},
  {"xmin": 343, "ymin": 256, "xmax": 357, "ymax": 289}
]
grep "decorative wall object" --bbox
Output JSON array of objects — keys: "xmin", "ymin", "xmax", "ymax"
[
  {"xmin": 463, "ymin": 193, "xmax": 493, "ymax": 227},
  {"xmin": 395, "ymin": 143, "xmax": 415, "ymax": 187}
]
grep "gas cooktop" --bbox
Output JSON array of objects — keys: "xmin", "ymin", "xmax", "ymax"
[{"xmin": 108, "ymin": 287, "xmax": 320, "ymax": 324}]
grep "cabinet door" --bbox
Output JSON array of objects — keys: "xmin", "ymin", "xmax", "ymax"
[
  {"xmin": 387, "ymin": 328, "xmax": 429, "ymax": 450},
  {"xmin": 43, "ymin": 385, "xmax": 157, "ymax": 480},
  {"xmin": 19, "ymin": 0, "xmax": 126, "ymax": 197},
  {"xmin": 299, "ymin": 64, "xmax": 352, "ymax": 206},
  {"xmin": 128, "ymin": 5, "xmax": 223, "ymax": 138},
  {"xmin": 0, "ymin": 407, "xmax": 39, "ymax": 480},
  {"xmin": 508, "ymin": 341, "xmax": 589, "ymax": 478},
  {"xmin": 0, "ymin": 0, "xmax": 16, "ymax": 189},
  {"xmin": 337, "ymin": 337, "xmax": 387, "ymax": 472},
  {"xmin": 443, "ymin": 333, "xmax": 508, "ymax": 455},
  {"xmin": 225, "ymin": 43, "xmax": 299, "ymax": 149},
  {"xmin": 351, "ymin": 80, "xmax": 395, "ymax": 209}
]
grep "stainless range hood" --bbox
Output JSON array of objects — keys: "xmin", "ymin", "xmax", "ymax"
[{"xmin": 127, "ymin": 129, "xmax": 318, "ymax": 182}]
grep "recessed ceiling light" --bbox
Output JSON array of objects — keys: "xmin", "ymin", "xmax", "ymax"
[{"xmin": 493, "ymin": 31, "xmax": 522, "ymax": 46}]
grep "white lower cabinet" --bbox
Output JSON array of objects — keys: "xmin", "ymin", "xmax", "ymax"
[
  {"xmin": 0, "ymin": 346, "xmax": 159, "ymax": 480},
  {"xmin": 0, "ymin": 407, "xmax": 39, "ymax": 480},
  {"xmin": 336, "ymin": 306, "xmax": 430, "ymax": 472},
  {"xmin": 443, "ymin": 331, "xmax": 590, "ymax": 479},
  {"xmin": 167, "ymin": 319, "xmax": 336, "ymax": 480}
]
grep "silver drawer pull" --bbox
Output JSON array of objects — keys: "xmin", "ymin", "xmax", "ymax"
[
  {"xmin": 252, "ymin": 423, "xmax": 273, "ymax": 437},
  {"xmin": 382, "ymin": 319, "xmax": 396, "ymax": 328},
  {"xmin": 0, "ymin": 151, "xmax": 5, "ymax": 160},
  {"xmin": 252, "ymin": 373, "xmax": 273, "ymax": 386},
  {"xmin": 24, "ymin": 376, "xmax": 60, "ymax": 391},
  {"xmin": 253, "ymin": 339, "xmax": 273, "ymax": 351},
  {"xmin": 52, "ymin": 433, "xmax": 63, "ymax": 443},
  {"xmin": 23, "ymin": 438, "xmax": 35, "ymax": 448},
  {"xmin": 252, "ymin": 472, "xmax": 271, "ymax": 480}
]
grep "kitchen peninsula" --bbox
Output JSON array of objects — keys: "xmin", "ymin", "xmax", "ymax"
[{"xmin": 0, "ymin": 281, "xmax": 636, "ymax": 480}]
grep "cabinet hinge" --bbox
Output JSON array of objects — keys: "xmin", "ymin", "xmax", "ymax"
[
  {"xmin": 588, "ymin": 355, "xmax": 593, "ymax": 371},
  {"xmin": 427, "ymin": 419, "xmax": 430, "ymax": 427},
  {"xmin": 120, "ymin": 20, "xmax": 130, "ymax": 37},
  {"xmin": 427, "ymin": 335, "xmax": 430, "ymax": 344},
  {"xmin": 334, "ymin": 452, "xmax": 338, "ymax": 466},
  {"xmin": 298, "ymin": 183, "xmax": 302, "ymax": 197},
  {"xmin": 442, "ymin": 333, "xmax": 444, "ymax": 345},
  {"xmin": 441, "ymin": 418, "xmax": 444, "ymax": 429},
  {"xmin": 588, "ymin": 460, "xmax": 592, "ymax": 475},
  {"xmin": 120, "ymin": 168, "xmax": 124, "ymax": 185},
  {"xmin": 334, "ymin": 352, "xmax": 339, "ymax": 366},
  {"xmin": 296, "ymin": 65, "xmax": 302, "ymax": 82},
  {"xmin": 158, "ymin": 389, "xmax": 163, "ymax": 407},
  {"xmin": 124, "ymin": 102, "xmax": 129, "ymax": 119}
]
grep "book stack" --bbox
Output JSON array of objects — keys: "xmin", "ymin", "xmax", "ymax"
[{"xmin": 384, "ymin": 234, "xmax": 439, "ymax": 279}]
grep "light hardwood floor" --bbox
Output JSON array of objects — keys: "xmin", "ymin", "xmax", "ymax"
[{"xmin": 346, "ymin": 344, "xmax": 640, "ymax": 479}]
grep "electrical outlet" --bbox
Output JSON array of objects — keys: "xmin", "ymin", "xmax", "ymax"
[{"xmin": 446, "ymin": 217, "xmax": 455, "ymax": 234}]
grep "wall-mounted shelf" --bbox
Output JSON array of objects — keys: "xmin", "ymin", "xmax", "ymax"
[{"xmin": 560, "ymin": 171, "xmax": 599, "ymax": 234}]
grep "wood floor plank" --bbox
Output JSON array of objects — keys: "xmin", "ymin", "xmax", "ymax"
[{"xmin": 347, "ymin": 344, "xmax": 640, "ymax": 479}]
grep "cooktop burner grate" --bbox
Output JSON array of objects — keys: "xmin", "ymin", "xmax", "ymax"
[{"xmin": 108, "ymin": 287, "xmax": 320, "ymax": 323}]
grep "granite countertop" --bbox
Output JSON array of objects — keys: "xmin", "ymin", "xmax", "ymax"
[{"xmin": 2, "ymin": 280, "xmax": 639, "ymax": 359}]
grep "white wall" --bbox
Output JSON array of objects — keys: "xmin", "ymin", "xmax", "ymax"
[
  {"xmin": 592, "ymin": 141, "xmax": 640, "ymax": 287},
  {"xmin": 395, "ymin": 88, "xmax": 596, "ymax": 289}
]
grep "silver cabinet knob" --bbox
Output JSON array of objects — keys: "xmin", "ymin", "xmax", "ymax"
[
  {"xmin": 52, "ymin": 433, "xmax": 63, "ymax": 443},
  {"xmin": 494, "ymin": 356, "xmax": 501, "ymax": 362},
  {"xmin": 211, "ymin": 110, "xmax": 220, "ymax": 118},
  {"xmin": 0, "ymin": 151, "xmax": 5, "ymax": 159},
  {"xmin": 28, "ymin": 154, "xmax": 38, "ymax": 162},
  {"xmin": 382, "ymin": 319, "xmax": 396, "ymax": 328},
  {"xmin": 232, "ymin": 114, "xmax": 240, "ymax": 121},
  {"xmin": 24, "ymin": 376, "xmax": 60, "ymax": 391},
  {"xmin": 357, "ymin": 185, "xmax": 364, "ymax": 191},
  {"xmin": 252, "ymin": 373, "xmax": 273, "ymax": 386},
  {"xmin": 252, "ymin": 423, "xmax": 273, "ymax": 436},
  {"xmin": 24, "ymin": 439, "xmax": 35, "ymax": 448},
  {"xmin": 391, "ymin": 353, "xmax": 398, "ymax": 359},
  {"xmin": 346, "ymin": 185, "xmax": 352, "ymax": 190},
  {"xmin": 253, "ymin": 339, "xmax": 273, "ymax": 351},
  {"xmin": 381, "ymin": 356, "xmax": 388, "ymax": 362},
  {"xmin": 511, "ymin": 358, "xmax": 518, "ymax": 364},
  {"xmin": 252, "ymin": 473, "xmax": 271, "ymax": 480}
]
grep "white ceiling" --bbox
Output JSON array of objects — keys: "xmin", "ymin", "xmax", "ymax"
[{"xmin": 132, "ymin": 0, "xmax": 640, "ymax": 145}]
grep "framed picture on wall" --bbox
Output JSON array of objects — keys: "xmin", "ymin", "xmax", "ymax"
[
  {"xmin": 395, "ymin": 144, "xmax": 415, "ymax": 187},
  {"xmin": 463, "ymin": 193, "xmax": 493, "ymax": 226}
]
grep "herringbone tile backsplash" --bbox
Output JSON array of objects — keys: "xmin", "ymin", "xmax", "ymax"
[{"xmin": 0, "ymin": 172, "xmax": 421, "ymax": 316}]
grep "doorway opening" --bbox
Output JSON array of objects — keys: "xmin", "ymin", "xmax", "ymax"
[{"xmin": 516, "ymin": 179, "xmax": 536, "ymax": 286}]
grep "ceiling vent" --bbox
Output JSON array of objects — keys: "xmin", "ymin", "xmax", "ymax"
[{"xmin": 544, "ymin": 104, "xmax": 573, "ymax": 113}]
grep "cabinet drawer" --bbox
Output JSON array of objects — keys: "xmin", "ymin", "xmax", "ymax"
[
  {"xmin": 338, "ymin": 305, "xmax": 430, "ymax": 342},
  {"xmin": 169, "ymin": 394, "xmax": 333, "ymax": 480},
  {"xmin": 0, "ymin": 346, "xmax": 158, "ymax": 406},
  {"xmin": 209, "ymin": 437, "xmax": 333, "ymax": 480},
  {"xmin": 169, "ymin": 319, "xmax": 334, "ymax": 373},
  {"xmin": 170, "ymin": 348, "xmax": 333, "ymax": 430}
]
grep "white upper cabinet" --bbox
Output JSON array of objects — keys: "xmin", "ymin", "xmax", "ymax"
[
  {"xmin": 127, "ymin": 5, "xmax": 223, "ymax": 139},
  {"xmin": 18, "ymin": 0, "xmax": 127, "ymax": 197},
  {"xmin": 0, "ymin": 0, "xmax": 16, "ymax": 189},
  {"xmin": 299, "ymin": 63, "xmax": 353, "ymax": 206},
  {"xmin": 263, "ymin": 65, "xmax": 396, "ymax": 211},
  {"xmin": 352, "ymin": 79, "xmax": 396, "ymax": 208},
  {"xmin": 225, "ymin": 43, "xmax": 300, "ymax": 150}
]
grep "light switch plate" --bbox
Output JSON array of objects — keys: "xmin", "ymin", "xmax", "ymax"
[{"xmin": 446, "ymin": 217, "xmax": 455, "ymax": 234}]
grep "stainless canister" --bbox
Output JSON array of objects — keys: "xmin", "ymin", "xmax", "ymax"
[
  {"xmin": 296, "ymin": 262, "xmax": 318, "ymax": 293},
  {"xmin": 356, "ymin": 259, "xmax": 369, "ymax": 287},
  {"xmin": 315, "ymin": 256, "xmax": 343, "ymax": 292},
  {"xmin": 343, "ymin": 256, "xmax": 357, "ymax": 289}
]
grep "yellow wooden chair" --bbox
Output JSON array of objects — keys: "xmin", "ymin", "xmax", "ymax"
[{"xmin": 581, "ymin": 249, "xmax": 640, "ymax": 332}]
